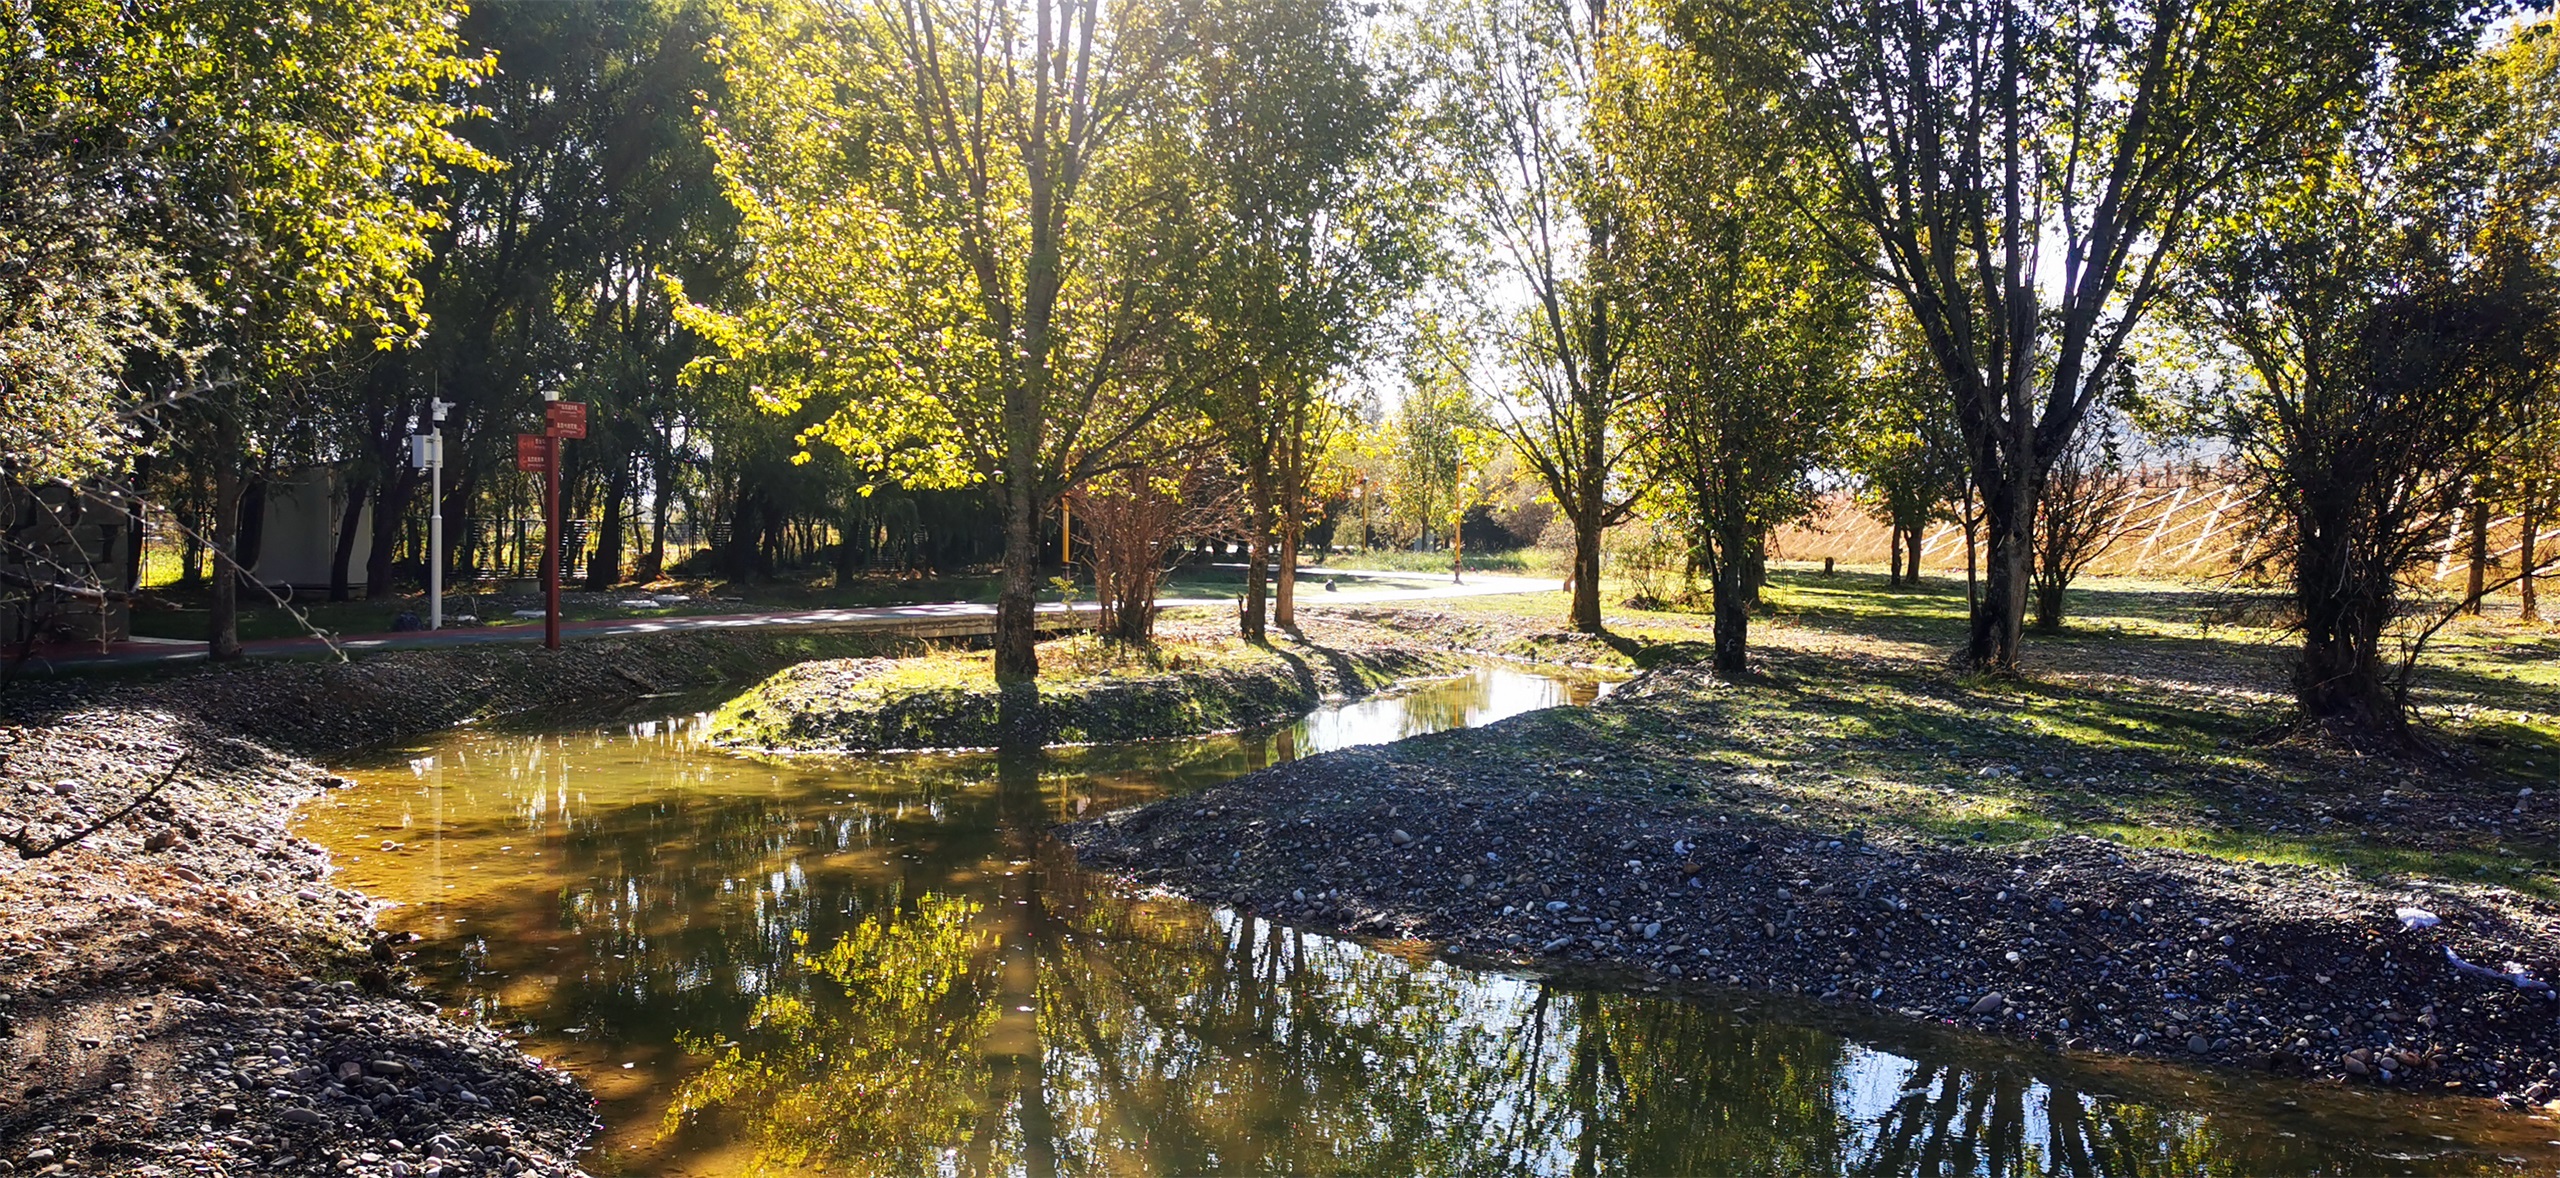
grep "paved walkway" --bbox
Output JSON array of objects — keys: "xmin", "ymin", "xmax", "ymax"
[{"xmin": 17, "ymin": 568, "xmax": 1560, "ymax": 673}]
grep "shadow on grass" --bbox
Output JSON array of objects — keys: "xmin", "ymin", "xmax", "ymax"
[{"xmin": 1565, "ymin": 575, "xmax": 2560, "ymax": 900}]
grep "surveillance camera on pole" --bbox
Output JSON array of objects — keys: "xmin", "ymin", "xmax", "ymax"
[{"xmin": 410, "ymin": 397, "xmax": 453, "ymax": 630}]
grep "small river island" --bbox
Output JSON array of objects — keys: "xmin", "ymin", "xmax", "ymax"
[{"xmin": 705, "ymin": 617, "xmax": 1465, "ymax": 752}]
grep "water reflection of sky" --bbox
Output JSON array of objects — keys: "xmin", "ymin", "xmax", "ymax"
[
  {"xmin": 1294, "ymin": 669, "xmax": 1606, "ymax": 752},
  {"xmin": 300, "ymin": 670, "xmax": 2555, "ymax": 1178}
]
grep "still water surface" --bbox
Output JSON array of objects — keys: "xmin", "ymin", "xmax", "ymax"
[{"xmin": 298, "ymin": 669, "xmax": 2560, "ymax": 1176}]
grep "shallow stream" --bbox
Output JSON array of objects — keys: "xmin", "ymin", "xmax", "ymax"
[{"xmin": 297, "ymin": 668, "xmax": 2560, "ymax": 1176}]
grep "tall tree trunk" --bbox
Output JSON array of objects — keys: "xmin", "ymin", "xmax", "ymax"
[
  {"xmin": 720, "ymin": 488, "xmax": 760, "ymax": 579},
  {"xmin": 1273, "ymin": 402, "xmax": 1304, "ymax": 630},
  {"xmin": 208, "ymin": 426, "xmax": 243, "ymax": 660},
  {"xmin": 1968, "ymin": 464, "xmax": 2032, "ymax": 671},
  {"xmin": 445, "ymin": 464, "xmax": 477, "ymax": 582},
  {"xmin": 993, "ymin": 402, "xmax": 1042, "ymax": 685},
  {"xmin": 364, "ymin": 468, "xmax": 420, "ymax": 600},
  {"xmin": 1907, "ymin": 525, "xmax": 1924, "ymax": 587},
  {"xmin": 1711, "ymin": 523, "xmax": 1750, "ymax": 673},
  {"xmin": 232, "ymin": 477, "xmax": 268, "ymax": 576},
  {"xmin": 1743, "ymin": 533, "xmax": 1766, "ymax": 609},
  {"xmin": 2521, "ymin": 479, "xmax": 2540, "ymax": 624},
  {"xmin": 1888, "ymin": 524, "xmax": 1905, "ymax": 587},
  {"xmin": 641, "ymin": 452, "xmax": 672, "ymax": 582},
  {"xmin": 1240, "ymin": 447, "xmax": 1272, "ymax": 643},
  {"xmin": 2463, "ymin": 495, "xmax": 2489, "ymax": 615},
  {"xmin": 1568, "ymin": 508, "xmax": 1603, "ymax": 633},
  {"xmin": 1963, "ymin": 490, "xmax": 1980, "ymax": 625},
  {"xmin": 328, "ymin": 476, "xmax": 371, "ymax": 602},
  {"xmin": 585, "ymin": 461, "xmax": 630, "ymax": 590},
  {"xmin": 2293, "ymin": 522, "xmax": 2400, "ymax": 730},
  {"xmin": 1275, "ymin": 517, "xmax": 1301, "ymax": 630},
  {"xmin": 121, "ymin": 455, "xmax": 150, "ymax": 594},
  {"xmin": 835, "ymin": 499, "xmax": 863, "ymax": 587}
]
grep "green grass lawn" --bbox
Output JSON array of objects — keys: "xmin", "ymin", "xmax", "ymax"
[
  {"xmin": 1298, "ymin": 546, "xmax": 1562, "ymax": 576},
  {"xmin": 1427, "ymin": 563, "xmax": 2560, "ymax": 899}
]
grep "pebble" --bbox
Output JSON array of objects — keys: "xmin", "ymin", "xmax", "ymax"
[
  {"xmin": 1969, "ymin": 993, "xmax": 2005, "ymax": 1015},
  {"xmin": 2187, "ymin": 1034, "xmax": 2211, "ymax": 1054}
]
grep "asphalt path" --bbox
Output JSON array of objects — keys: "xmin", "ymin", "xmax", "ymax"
[{"xmin": 20, "ymin": 567, "xmax": 1561, "ymax": 672}]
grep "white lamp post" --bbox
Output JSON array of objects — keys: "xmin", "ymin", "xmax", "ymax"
[{"xmin": 409, "ymin": 399, "xmax": 451, "ymax": 629}]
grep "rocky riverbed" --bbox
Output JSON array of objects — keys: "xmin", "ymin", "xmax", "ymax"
[
  {"xmin": 1062, "ymin": 661, "xmax": 2560, "ymax": 1115},
  {"xmin": 0, "ymin": 711, "xmax": 593, "ymax": 1177}
]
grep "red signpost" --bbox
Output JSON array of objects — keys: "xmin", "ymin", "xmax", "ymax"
[
  {"xmin": 545, "ymin": 400, "xmax": 588, "ymax": 439},
  {"xmin": 517, "ymin": 403, "xmax": 587, "ymax": 650}
]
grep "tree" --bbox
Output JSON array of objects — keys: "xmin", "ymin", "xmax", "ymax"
[
  {"xmin": 2173, "ymin": 51, "xmax": 2560, "ymax": 735},
  {"xmin": 335, "ymin": 0, "xmax": 741, "ymax": 602},
  {"xmin": 2027, "ymin": 406, "xmax": 2136, "ymax": 631},
  {"xmin": 1388, "ymin": 373, "xmax": 1486, "ymax": 555},
  {"xmin": 1427, "ymin": 0, "xmax": 1640, "ymax": 633},
  {"xmin": 10, "ymin": 0, "xmax": 490, "ymax": 657},
  {"xmin": 1704, "ymin": 0, "xmax": 2452, "ymax": 671},
  {"xmin": 0, "ymin": 96, "xmax": 194, "ymax": 486},
  {"xmin": 2481, "ymin": 15, "xmax": 2560, "ymax": 624},
  {"xmin": 688, "ymin": 0, "xmax": 1201, "ymax": 686},
  {"xmin": 1610, "ymin": 15, "xmax": 1868, "ymax": 672},
  {"xmin": 1187, "ymin": 0, "xmax": 1431, "ymax": 640},
  {"xmin": 1848, "ymin": 313, "xmax": 1967, "ymax": 588},
  {"xmin": 1071, "ymin": 442, "xmax": 1233, "ymax": 642}
]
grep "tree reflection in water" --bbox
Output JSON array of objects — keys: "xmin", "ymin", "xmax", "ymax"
[{"xmin": 307, "ymin": 674, "xmax": 2548, "ymax": 1177}]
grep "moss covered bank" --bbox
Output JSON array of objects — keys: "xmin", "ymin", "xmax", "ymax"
[{"xmin": 709, "ymin": 620, "xmax": 1464, "ymax": 752}]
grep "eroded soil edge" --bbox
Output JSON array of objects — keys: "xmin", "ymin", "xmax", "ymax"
[{"xmin": 0, "ymin": 628, "xmax": 904, "ymax": 1178}]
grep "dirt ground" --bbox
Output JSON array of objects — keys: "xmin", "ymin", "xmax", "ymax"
[
  {"xmin": 0, "ymin": 710, "xmax": 593, "ymax": 1177},
  {"xmin": 0, "ymin": 627, "xmax": 922, "ymax": 1177}
]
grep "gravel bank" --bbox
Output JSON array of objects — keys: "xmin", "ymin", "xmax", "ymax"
[
  {"xmin": 0, "ymin": 627, "xmax": 923, "ymax": 1176},
  {"xmin": 0, "ymin": 711, "xmax": 592, "ymax": 1177},
  {"xmin": 1061, "ymin": 662, "xmax": 2560, "ymax": 1114}
]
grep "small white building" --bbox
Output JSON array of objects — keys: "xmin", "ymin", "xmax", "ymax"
[{"xmin": 247, "ymin": 466, "xmax": 373, "ymax": 590}]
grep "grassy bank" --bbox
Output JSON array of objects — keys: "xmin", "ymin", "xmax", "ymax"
[
  {"xmin": 1065, "ymin": 568, "xmax": 2560, "ymax": 1104},
  {"xmin": 1416, "ymin": 566, "xmax": 2559, "ymax": 897},
  {"xmin": 707, "ymin": 620, "xmax": 1462, "ymax": 752}
]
